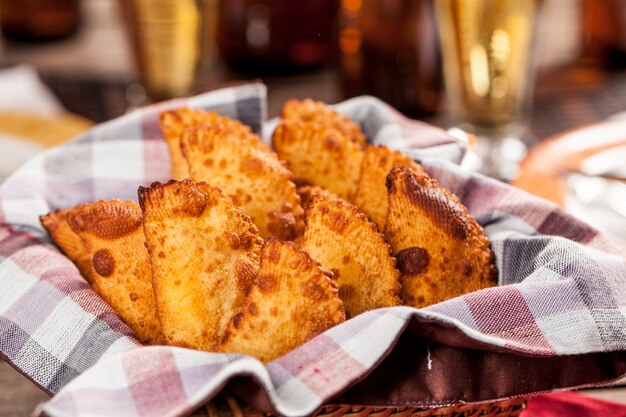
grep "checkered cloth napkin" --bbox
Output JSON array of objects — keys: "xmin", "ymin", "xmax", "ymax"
[{"xmin": 1, "ymin": 83, "xmax": 626, "ymax": 417}]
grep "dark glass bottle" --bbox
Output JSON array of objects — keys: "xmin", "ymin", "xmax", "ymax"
[
  {"xmin": 0, "ymin": 0, "xmax": 81, "ymax": 42},
  {"xmin": 216, "ymin": 0, "xmax": 339, "ymax": 74},
  {"xmin": 339, "ymin": 0, "xmax": 441, "ymax": 117}
]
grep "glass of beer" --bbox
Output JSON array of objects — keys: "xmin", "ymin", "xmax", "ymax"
[
  {"xmin": 120, "ymin": 0, "xmax": 217, "ymax": 102},
  {"xmin": 436, "ymin": 0, "xmax": 541, "ymax": 180}
]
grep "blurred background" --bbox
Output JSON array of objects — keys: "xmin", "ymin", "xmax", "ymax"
[{"xmin": 0, "ymin": 0, "xmax": 624, "ymax": 124}]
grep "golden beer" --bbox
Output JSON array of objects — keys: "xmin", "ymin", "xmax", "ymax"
[
  {"xmin": 436, "ymin": 0, "xmax": 538, "ymax": 133},
  {"xmin": 121, "ymin": 0, "xmax": 206, "ymax": 101}
]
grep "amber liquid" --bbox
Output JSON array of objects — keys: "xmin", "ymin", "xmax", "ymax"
[
  {"xmin": 121, "ymin": 0, "xmax": 204, "ymax": 101},
  {"xmin": 437, "ymin": 0, "xmax": 537, "ymax": 131},
  {"xmin": 339, "ymin": 0, "xmax": 441, "ymax": 117}
]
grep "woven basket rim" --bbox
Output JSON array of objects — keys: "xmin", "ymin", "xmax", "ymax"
[
  {"xmin": 314, "ymin": 396, "xmax": 529, "ymax": 414},
  {"xmin": 203, "ymin": 393, "xmax": 529, "ymax": 417}
]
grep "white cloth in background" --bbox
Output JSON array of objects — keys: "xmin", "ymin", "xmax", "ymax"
[
  {"xmin": 0, "ymin": 65, "xmax": 65, "ymax": 181},
  {"xmin": 0, "ymin": 64, "xmax": 63, "ymax": 116}
]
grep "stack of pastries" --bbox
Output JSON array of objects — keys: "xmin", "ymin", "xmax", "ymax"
[{"xmin": 40, "ymin": 100, "xmax": 497, "ymax": 362}]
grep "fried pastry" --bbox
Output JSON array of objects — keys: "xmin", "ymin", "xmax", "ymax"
[
  {"xmin": 219, "ymin": 239, "xmax": 345, "ymax": 362},
  {"xmin": 159, "ymin": 107, "xmax": 259, "ymax": 180},
  {"xmin": 354, "ymin": 145, "xmax": 425, "ymax": 231},
  {"xmin": 40, "ymin": 207, "xmax": 93, "ymax": 282},
  {"xmin": 272, "ymin": 121, "xmax": 364, "ymax": 201},
  {"xmin": 385, "ymin": 167, "xmax": 497, "ymax": 308},
  {"xmin": 301, "ymin": 195, "xmax": 401, "ymax": 318},
  {"xmin": 181, "ymin": 124, "xmax": 304, "ymax": 241},
  {"xmin": 296, "ymin": 185, "xmax": 338, "ymax": 209},
  {"xmin": 139, "ymin": 179, "xmax": 263, "ymax": 351},
  {"xmin": 66, "ymin": 200, "xmax": 162, "ymax": 344},
  {"xmin": 281, "ymin": 99, "xmax": 367, "ymax": 149}
]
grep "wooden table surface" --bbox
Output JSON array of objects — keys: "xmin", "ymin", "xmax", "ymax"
[
  {"xmin": 0, "ymin": 360, "xmax": 49, "ymax": 415},
  {"xmin": 3, "ymin": 1, "xmax": 626, "ymax": 416}
]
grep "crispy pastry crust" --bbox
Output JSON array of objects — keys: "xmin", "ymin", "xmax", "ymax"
[
  {"xmin": 354, "ymin": 145, "xmax": 425, "ymax": 231},
  {"xmin": 272, "ymin": 121, "xmax": 364, "ymax": 201},
  {"xmin": 66, "ymin": 199, "xmax": 162, "ymax": 344},
  {"xmin": 219, "ymin": 239, "xmax": 345, "ymax": 362},
  {"xmin": 159, "ymin": 107, "xmax": 261, "ymax": 180},
  {"xmin": 301, "ymin": 195, "xmax": 402, "ymax": 318},
  {"xmin": 139, "ymin": 179, "xmax": 262, "ymax": 351},
  {"xmin": 296, "ymin": 185, "xmax": 338, "ymax": 209},
  {"xmin": 281, "ymin": 99, "xmax": 367, "ymax": 149},
  {"xmin": 385, "ymin": 167, "xmax": 498, "ymax": 307},
  {"xmin": 40, "ymin": 207, "xmax": 93, "ymax": 282},
  {"xmin": 181, "ymin": 124, "xmax": 304, "ymax": 241}
]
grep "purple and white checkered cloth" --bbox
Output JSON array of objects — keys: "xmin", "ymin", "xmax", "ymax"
[{"xmin": 1, "ymin": 83, "xmax": 626, "ymax": 417}]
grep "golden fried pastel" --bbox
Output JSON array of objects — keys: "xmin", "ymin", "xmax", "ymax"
[
  {"xmin": 66, "ymin": 200, "xmax": 162, "ymax": 344},
  {"xmin": 181, "ymin": 124, "xmax": 304, "ymax": 241},
  {"xmin": 354, "ymin": 145, "xmax": 425, "ymax": 231},
  {"xmin": 272, "ymin": 121, "xmax": 364, "ymax": 201},
  {"xmin": 385, "ymin": 167, "xmax": 497, "ymax": 308},
  {"xmin": 296, "ymin": 185, "xmax": 339, "ymax": 209},
  {"xmin": 40, "ymin": 207, "xmax": 93, "ymax": 282},
  {"xmin": 301, "ymin": 195, "xmax": 401, "ymax": 318},
  {"xmin": 159, "ymin": 107, "xmax": 258, "ymax": 180},
  {"xmin": 219, "ymin": 239, "xmax": 345, "ymax": 362},
  {"xmin": 139, "ymin": 179, "xmax": 263, "ymax": 351},
  {"xmin": 281, "ymin": 99, "xmax": 367, "ymax": 149}
]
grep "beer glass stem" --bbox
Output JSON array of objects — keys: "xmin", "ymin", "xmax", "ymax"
[
  {"xmin": 475, "ymin": 134, "xmax": 528, "ymax": 181},
  {"xmin": 454, "ymin": 125, "xmax": 530, "ymax": 181}
]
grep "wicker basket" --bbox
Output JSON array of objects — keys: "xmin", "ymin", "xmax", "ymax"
[{"xmin": 199, "ymin": 393, "xmax": 529, "ymax": 417}]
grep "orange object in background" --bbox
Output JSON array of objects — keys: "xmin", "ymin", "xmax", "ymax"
[
  {"xmin": 217, "ymin": 0, "xmax": 338, "ymax": 74},
  {"xmin": 339, "ymin": 0, "xmax": 441, "ymax": 117},
  {"xmin": 0, "ymin": 0, "xmax": 80, "ymax": 42},
  {"xmin": 515, "ymin": 119, "xmax": 626, "ymax": 207}
]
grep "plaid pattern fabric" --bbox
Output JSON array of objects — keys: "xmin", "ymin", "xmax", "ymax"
[{"xmin": 0, "ymin": 83, "xmax": 625, "ymax": 417}]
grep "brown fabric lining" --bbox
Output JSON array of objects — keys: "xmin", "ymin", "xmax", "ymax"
[
  {"xmin": 231, "ymin": 315, "xmax": 626, "ymax": 415},
  {"xmin": 334, "ymin": 331, "xmax": 626, "ymax": 407}
]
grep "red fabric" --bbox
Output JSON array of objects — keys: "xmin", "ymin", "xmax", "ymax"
[{"xmin": 522, "ymin": 391, "xmax": 626, "ymax": 417}]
